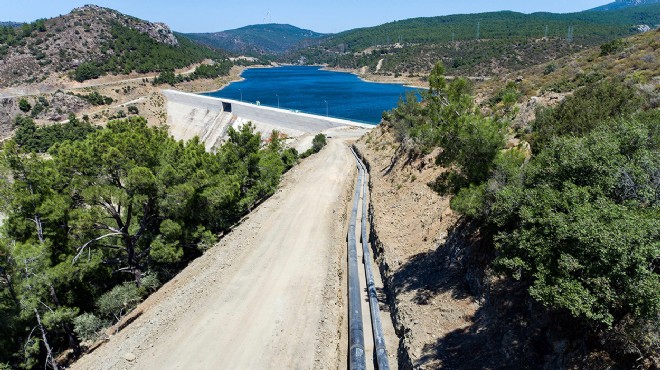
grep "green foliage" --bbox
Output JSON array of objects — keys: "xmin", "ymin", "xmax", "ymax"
[
  {"xmin": 153, "ymin": 70, "xmax": 177, "ymax": 86},
  {"xmin": 127, "ymin": 105, "xmax": 139, "ymax": 115},
  {"xmin": 387, "ymin": 62, "xmax": 505, "ymax": 192},
  {"xmin": 18, "ymin": 98, "xmax": 31, "ymax": 112},
  {"xmin": 386, "ymin": 56, "xmax": 657, "ymax": 358},
  {"xmin": 533, "ymin": 80, "xmax": 643, "ymax": 149},
  {"xmin": 73, "ymin": 62, "xmax": 102, "ymax": 82},
  {"xmin": 282, "ymin": 5, "xmax": 660, "ymax": 75},
  {"xmin": 543, "ymin": 63, "xmax": 557, "ymax": 75},
  {"xmin": 70, "ymin": 24, "xmax": 230, "ymax": 82},
  {"xmin": 73, "ymin": 313, "xmax": 106, "ymax": 342},
  {"xmin": 152, "ymin": 60, "xmax": 232, "ymax": 86},
  {"xmin": 71, "ymin": 91, "xmax": 113, "ymax": 106},
  {"xmin": 300, "ymin": 133, "xmax": 328, "ymax": 158},
  {"xmin": 13, "ymin": 115, "xmax": 97, "ymax": 153},
  {"xmin": 600, "ymin": 38, "xmax": 626, "ymax": 55},
  {"xmin": 311, "ymin": 133, "xmax": 327, "ymax": 152},
  {"xmin": 96, "ymin": 283, "xmax": 141, "ymax": 322},
  {"xmin": 0, "ymin": 117, "xmax": 293, "ymax": 367},
  {"xmin": 491, "ymin": 116, "xmax": 659, "ymax": 327}
]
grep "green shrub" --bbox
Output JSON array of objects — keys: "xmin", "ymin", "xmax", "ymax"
[
  {"xmin": 543, "ymin": 63, "xmax": 557, "ymax": 75},
  {"xmin": 96, "ymin": 282, "xmax": 142, "ymax": 322},
  {"xmin": 73, "ymin": 313, "xmax": 106, "ymax": 342},
  {"xmin": 492, "ymin": 116, "xmax": 659, "ymax": 327},
  {"xmin": 73, "ymin": 62, "xmax": 102, "ymax": 82},
  {"xmin": 18, "ymin": 98, "xmax": 31, "ymax": 112},
  {"xmin": 72, "ymin": 91, "xmax": 113, "ymax": 106},
  {"xmin": 600, "ymin": 39, "xmax": 626, "ymax": 56},
  {"xmin": 311, "ymin": 133, "xmax": 327, "ymax": 152},
  {"xmin": 533, "ymin": 80, "xmax": 643, "ymax": 149}
]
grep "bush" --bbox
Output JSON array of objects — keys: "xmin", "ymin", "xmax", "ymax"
[
  {"xmin": 96, "ymin": 282, "xmax": 142, "ymax": 322},
  {"xmin": 13, "ymin": 115, "xmax": 97, "ymax": 153},
  {"xmin": 311, "ymin": 133, "xmax": 327, "ymax": 152},
  {"xmin": 533, "ymin": 80, "xmax": 643, "ymax": 149},
  {"xmin": 300, "ymin": 134, "xmax": 328, "ymax": 158},
  {"xmin": 600, "ymin": 39, "xmax": 625, "ymax": 56},
  {"xmin": 491, "ymin": 116, "xmax": 659, "ymax": 327},
  {"xmin": 72, "ymin": 91, "xmax": 113, "ymax": 106},
  {"xmin": 543, "ymin": 63, "xmax": 557, "ymax": 75},
  {"xmin": 18, "ymin": 98, "xmax": 31, "ymax": 112},
  {"xmin": 73, "ymin": 62, "xmax": 102, "ymax": 82},
  {"xmin": 73, "ymin": 313, "xmax": 106, "ymax": 342},
  {"xmin": 127, "ymin": 105, "xmax": 139, "ymax": 115}
]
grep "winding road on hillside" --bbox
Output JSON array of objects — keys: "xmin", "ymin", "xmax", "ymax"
[{"xmin": 72, "ymin": 128, "xmax": 370, "ymax": 370}]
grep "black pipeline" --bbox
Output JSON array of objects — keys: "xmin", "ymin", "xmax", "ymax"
[
  {"xmin": 348, "ymin": 148, "xmax": 366, "ymax": 370},
  {"xmin": 356, "ymin": 152, "xmax": 390, "ymax": 370},
  {"xmin": 348, "ymin": 147, "xmax": 390, "ymax": 370}
]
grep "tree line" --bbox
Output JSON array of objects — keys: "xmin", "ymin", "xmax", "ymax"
[
  {"xmin": 72, "ymin": 23, "xmax": 230, "ymax": 82},
  {"xmin": 0, "ymin": 117, "xmax": 298, "ymax": 368}
]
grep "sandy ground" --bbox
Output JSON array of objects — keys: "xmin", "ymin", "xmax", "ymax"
[
  {"xmin": 72, "ymin": 133, "xmax": 369, "ymax": 370},
  {"xmin": 355, "ymin": 127, "xmax": 478, "ymax": 369}
]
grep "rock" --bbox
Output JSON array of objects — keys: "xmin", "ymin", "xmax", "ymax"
[{"xmin": 124, "ymin": 353, "xmax": 136, "ymax": 362}]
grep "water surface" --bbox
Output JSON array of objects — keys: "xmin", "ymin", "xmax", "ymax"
[{"xmin": 204, "ymin": 66, "xmax": 420, "ymax": 124}]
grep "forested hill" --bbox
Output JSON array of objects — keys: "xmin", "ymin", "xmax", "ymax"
[
  {"xmin": 590, "ymin": 0, "xmax": 660, "ymax": 11},
  {"xmin": 282, "ymin": 4, "xmax": 660, "ymax": 76},
  {"xmin": 186, "ymin": 24, "xmax": 326, "ymax": 55},
  {"xmin": 0, "ymin": 5, "xmax": 230, "ymax": 87},
  {"xmin": 0, "ymin": 22, "xmax": 22, "ymax": 28}
]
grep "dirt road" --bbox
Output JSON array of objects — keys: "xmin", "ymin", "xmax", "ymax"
[{"xmin": 72, "ymin": 132, "xmax": 368, "ymax": 369}]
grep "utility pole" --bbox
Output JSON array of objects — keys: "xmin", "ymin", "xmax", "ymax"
[
  {"xmin": 544, "ymin": 25, "xmax": 548, "ymax": 39},
  {"xmin": 476, "ymin": 21, "xmax": 481, "ymax": 40},
  {"xmin": 567, "ymin": 25, "xmax": 574, "ymax": 43}
]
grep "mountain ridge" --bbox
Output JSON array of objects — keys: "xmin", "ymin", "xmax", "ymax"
[
  {"xmin": 280, "ymin": 4, "xmax": 660, "ymax": 77},
  {"xmin": 590, "ymin": 0, "xmax": 660, "ymax": 11},
  {"xmin": 0, "ymin": 5, "xmax": 227, "ymax": 87},
  {"xmin": 186, "ymin": 23, "xmax": 326, "ymax": 55}
]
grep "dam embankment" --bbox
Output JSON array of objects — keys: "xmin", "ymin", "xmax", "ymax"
[{"xmin": 163, "ymin": 90, "xmax": 373, "ymax": 151}]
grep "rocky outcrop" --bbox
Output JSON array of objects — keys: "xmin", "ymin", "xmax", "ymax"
[
  {"xmin": 73, "ymin": 5, "xmax": 178, "ymax": 47},
  {"xmin": 0, "ymin": 5, "xmax": 180, "ymax": 87}
]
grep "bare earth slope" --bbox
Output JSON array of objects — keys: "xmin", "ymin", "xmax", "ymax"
[{"xmin": 72, "ymin": 135, "xmax": 365, "ymax": 369}]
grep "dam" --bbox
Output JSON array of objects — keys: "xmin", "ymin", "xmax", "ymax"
[{"xmin": 163, "ymin": 89, "xmax": 373, "ymax": 152}]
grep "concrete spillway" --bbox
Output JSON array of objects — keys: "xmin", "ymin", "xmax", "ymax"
[{"xmin": 163, "ymin": 89, "xmax": 373, "ymax": 151}]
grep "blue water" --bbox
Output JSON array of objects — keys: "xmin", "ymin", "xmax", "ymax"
[{"xmin": 203, "ymin": 66, "xmax": 421, "ymax": 124}]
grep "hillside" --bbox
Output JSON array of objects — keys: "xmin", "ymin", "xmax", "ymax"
[
  {"xmin": 0, "ymin": 5, "xmax": 228, "ymax": 87},
  {"xmin": 591, "ymin": 0, "xmax": 660, "ymax": 11},
  {"xmin": 354, "ymin": 28, "xmax": 659, "ymax": 369},
  {"xmin": 186, "ymin": 24, "xmax": 326, "ymax": 55},
  {"xmin": 282, "ymin": 4, "xmax": 660, "ymax": 77}
]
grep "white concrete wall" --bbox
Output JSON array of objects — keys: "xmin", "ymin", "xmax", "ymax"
[{"xmin": 163, "ymin": 89, "xmax": 373, "ymax": 151}]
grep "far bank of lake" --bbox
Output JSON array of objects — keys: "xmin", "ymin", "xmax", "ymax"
[{"xmin": 203, "ymin": 66, "xmax": 421, "ymax": 124}]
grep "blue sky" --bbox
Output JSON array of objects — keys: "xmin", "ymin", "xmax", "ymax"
[{"xmin": 2, "ymin": 1, "xmax": 611, "ymax": 33}]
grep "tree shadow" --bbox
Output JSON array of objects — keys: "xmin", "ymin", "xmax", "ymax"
[
  {"xmin": 391, "ymin": 220, "xmax": 492, "ymax": 306},
  {"xmin": 390, "ymin": 219, "xmax": 572, "ymax": 369}
]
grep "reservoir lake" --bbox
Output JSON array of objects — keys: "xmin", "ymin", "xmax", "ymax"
[{"xmin": 203, "ymin": 66, "xmax": 421, "ymax": 124}]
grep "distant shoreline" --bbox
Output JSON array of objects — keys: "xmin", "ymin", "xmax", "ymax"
[
  {"xmin": 320, "ymin": 66, "xmax": 429, "ymax": 89},
  {"xmin": 201, "ymin": 64, "xmax": 428, "ymax": 93}
]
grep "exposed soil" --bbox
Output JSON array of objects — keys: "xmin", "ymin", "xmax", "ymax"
[
  {"xmin": 0, "ymin": 65, "xmax": 246, "ymax": 140},
  {"xmin": 355, "ymin": 127, "xmax": 481, "ymax": 369}
]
